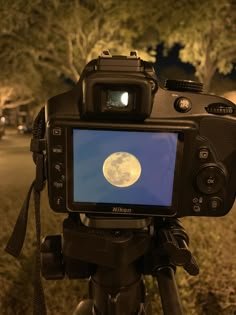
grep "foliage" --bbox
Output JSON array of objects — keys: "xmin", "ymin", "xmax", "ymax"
[
  {"xmin": 161, "ymin": 0, "xmax": 236, "ymax": 91},
  {"xmin": 0, "ymin": 0, "xmax": 163, "ymax": 109},
  {"xmin": 0, "ymin": 0, "xmax": 235, "ymax": 108}
]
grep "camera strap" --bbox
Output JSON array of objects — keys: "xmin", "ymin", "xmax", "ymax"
[{"xmin": 5, "ymin": 107, "xmax": 47, "ymax": 315}]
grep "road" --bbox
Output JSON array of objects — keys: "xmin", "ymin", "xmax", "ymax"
[{"xmin": 0, "ymin": 128, "xmax": 34, "ymax": 189}]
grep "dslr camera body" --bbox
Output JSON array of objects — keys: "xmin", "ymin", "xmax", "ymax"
[{"xmin": 45, "ymin": 51, "xmax": 236, "ymax": 219}]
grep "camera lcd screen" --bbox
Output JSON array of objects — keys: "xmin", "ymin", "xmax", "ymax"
[{"xmin": 72, "ymin": 129, "xmax": 179, "ymax": 208}]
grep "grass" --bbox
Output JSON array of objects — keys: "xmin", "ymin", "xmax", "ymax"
[
  {"xmin": 0, "ymin": 186, "xmax": 87, "ymax": 315},
  {"xmin": 1, "ymin": 184, "xmax": 236, "ymax": 314},
  {"xmin": 177, "ymin": 214, "xmax": 236, "ymax": 315}
]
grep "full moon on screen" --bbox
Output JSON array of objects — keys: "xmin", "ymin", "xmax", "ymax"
[{"xmin": 102, "ymin": 152, "xmax": 142, "ymax": 188}]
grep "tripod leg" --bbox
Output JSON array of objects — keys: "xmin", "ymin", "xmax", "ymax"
[
  {"xmin": 156, "ymin": 266, "xmax": 184, "ymax": 315},
  {"xmin": 90, "ymin": 265, "xmax": 147, "ymax": 315},
  {"xmin": 72, "ymin": 299, "xmax": 94, "ymax": 315}
]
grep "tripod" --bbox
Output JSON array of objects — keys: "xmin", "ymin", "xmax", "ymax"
[{"xmin": 41, "ymin": 214, "xmax": 199, "ymax": 315}]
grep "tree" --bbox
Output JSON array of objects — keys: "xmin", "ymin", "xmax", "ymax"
[
  {"xmin": 161, "ymin": 0, "xmax": 236, "ymax": 91},
  {"xmin": 1, "ymin": 0, "xmax": 234, "ymax": 108},
  {"xmin": 0, "ymin": 0, "xmax": 163, "ymax": 109},
  {"xmin": 0, "ymin": 0, "xmax": 161, "ymax": 82}
]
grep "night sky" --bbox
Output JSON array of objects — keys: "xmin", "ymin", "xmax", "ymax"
[{"xmin": 155, "ymin": 44, "xmax": 236, "ymax": 83}]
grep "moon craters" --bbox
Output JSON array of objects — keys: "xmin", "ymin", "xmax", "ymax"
[{"xmin": 103, "ymin": 152, "xmax": 141, "ymax": 187}]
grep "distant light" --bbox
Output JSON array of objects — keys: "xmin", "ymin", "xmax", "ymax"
[
  {"xmin": 120, "ymin": 92, "xmax": 128, "ymax": 106},
  {"xmin": 0, "ymin": 116, "xmax": 5, "ymax": 123}
]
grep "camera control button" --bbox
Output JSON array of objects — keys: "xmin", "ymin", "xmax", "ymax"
[
  {"xmin": 52, "ymin": 127, "xmax": 62, "ymax": 136},
  {"xmin": 54, "ymin": 196, "xmax": 65, "ymax": 209},
  {"xmin": 53, "ymin": 181, "xmax": 64, "ymax": 189},
  {"xmin": 165, "ymin": 79, "xmax": 203, "ymax": 92},
  {"xmin": 52, "ymin": 145, "xmax": 63, "ymax": 154},
  {"xmin": 196, "ymin": 166, "xmax": 226, "ymax": 195},
  {"xmin": 198, "ymin": 196, "xmax": 203, "ymax": 204},
  {"xmin": 192, "ymin": 197, "xmax": 199, "ymax": 203},
  {"xmin": 206, "ymin": 176, "xmax": 215, "ymax": 186},
  {"xmin": 53, "ymin": 162, "xmax": 63, "ymax": 173},
  {"xmin": 192, "ymin": 196, "xmax": 203, "ymax": 204},
  {"xmin": 198, "ymin": 148, "xmax": 209, "ymax": 160},
  {"xmin": 174, "ymin": 97, "xmax": 192, "ymax": 113},
  {"xmin": 208, "ymin": 197, "xmax": 223, "ymax": 211},
  {"xmin": 193, "ymin": 205, "xmax": 201, "ymax": 212},
  {"xmin": 205, "ymin": 103, "xmax": 234, "ymax": 115}
]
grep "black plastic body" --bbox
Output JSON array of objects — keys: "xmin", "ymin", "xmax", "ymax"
[
  {"xmin": 40, "ymin": 216, "xmax": 196, "ymax": 315},
  {"xmin": 45, "ymin": 55, "xmax": 236, "ymax": 218}
]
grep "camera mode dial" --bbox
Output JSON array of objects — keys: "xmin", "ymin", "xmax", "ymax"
[
  {"xmin": 196, "ymin": 165, "xmax": 226, "ymax": 195},
  {"xmin": 165, "ymin": 80, "xmax": 203, "ymax": 93}
]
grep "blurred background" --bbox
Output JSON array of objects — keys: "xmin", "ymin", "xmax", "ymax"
[{"xmin": 0, "ymin": 0, "xmax": 235, "ymax": 314}]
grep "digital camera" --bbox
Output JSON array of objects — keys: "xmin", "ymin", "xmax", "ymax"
[{"xmin": 45, "ymin": 51, "xmax": 236, "ymax": 218}]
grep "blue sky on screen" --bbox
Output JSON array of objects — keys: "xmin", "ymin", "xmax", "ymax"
[{"xmin": 73, "ymin": 129, "xmax": 178, "ymax": 206}]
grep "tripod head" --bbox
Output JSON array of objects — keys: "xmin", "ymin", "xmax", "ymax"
[{"xmin": 41, "ymin": 215, "xmax": 199, "ymax": 315}]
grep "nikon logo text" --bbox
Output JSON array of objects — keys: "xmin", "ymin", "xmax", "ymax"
[{"xmin": 112, "ymin": 207, "xmax": 133, "ymax": 213}]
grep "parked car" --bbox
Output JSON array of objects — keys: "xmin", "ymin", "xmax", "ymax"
[
  {"xmin": 17, "ymin": 123, "xmax": 33, "ymax": 134},
  {"xmin": 0, "ymin": 116, "xmax": 6, "ymax": 139}
]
